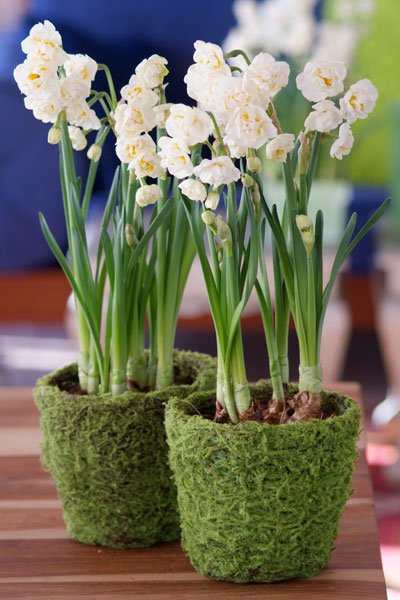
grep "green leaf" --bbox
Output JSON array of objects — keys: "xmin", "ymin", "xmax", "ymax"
[
  {"xmin": 100, "ymin": 229, "xmax": 115, "ymax": 292},
  {"xmin": 127, "ymin": 195, "xmax": 174, "ymax": 272},
  {"xmin": 39, "ymin": 213, "xmax": 103, "ymax": 374},
  {"xmin": 344, "ymin": 197, "xmax": 391, "ymax": 260}
]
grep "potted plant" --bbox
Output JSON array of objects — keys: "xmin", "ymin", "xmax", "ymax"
[
  {"xmin": 165, "ymin": 41, "xmax": 390, "ymax": 581},
  {"xmin": 14, "ymin": 20, "xmax": 216, "ymax": 549}
]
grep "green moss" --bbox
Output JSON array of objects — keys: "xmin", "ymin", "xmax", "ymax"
[
  {"xmin": 166, "ymin": 381, "xmax": 361, "ymax": 583},
  {"xmin": 34, "ymin": 350, "xmax": 216, "ymax": 549}
]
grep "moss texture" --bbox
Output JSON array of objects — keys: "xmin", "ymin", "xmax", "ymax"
[
  {"xmin": 34, "ymin": 350, "xmax": 216, "ymax": 549},
  {"xmin": 166, "ymin": 381, "xmax": 361, "ymax": 583}
]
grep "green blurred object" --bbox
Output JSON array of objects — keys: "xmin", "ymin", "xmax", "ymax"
[{"xmin": 325, "ymin": 0, "xmax": 400, "ymax": 186}]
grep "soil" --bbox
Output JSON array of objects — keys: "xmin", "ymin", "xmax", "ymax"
[
  {"xmin": 213, "ymin": 389, "xmax": 330, "ymax": 425},
  {"xmin": 52, "ymin": 363, "xmax": 195, "ymax": 396}
]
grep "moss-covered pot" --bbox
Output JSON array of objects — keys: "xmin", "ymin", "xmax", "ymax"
[
  {"xmin": 166, "ymin": 381, "xmax": 361, "ymax": 583},
  {"xmin": 34, "ymin": 350, "xmax": 216, "ymax": 549}
]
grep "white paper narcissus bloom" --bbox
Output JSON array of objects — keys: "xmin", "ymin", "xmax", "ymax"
[
  {"xmin": 66, "ymin": 100, "xmax": 101, "ymax": 130},
  {"xmin": 129, "ymin": 148, "xmax": 164, "ymax": 179},
  {"xmin": 153, "ymin": 103, "xmax": 172, "ymax": 128},
  {"xmin": 330, "ymin": 123, "xmax": 354, "ymax": 159},
  {"xmin": 135, "ymin": 55, "xmax": 168, "ymax": 89},
  {"xmin": 223, "ymin": 138, "xmax": 247, "ymax": 159},
  {"xmin": 115, "ymin": 133, "xmax": 156, "ymax": 164},
  {"xmin": 243, "ymin": 53, "xmax": 290, "ymax": 102},
  {"xmin": 185, "ymin": 67, "xmax": 230, "ymax": 112},
  {"xmin": 225, "ymin": 104, "xmax": 277, "ymax": 150},
  {"xmin": 178, "ymin": 179, "xmax": 207, "ymax": 202},
  {"xmin": 339, "ymin": 79, "xmax": 378, "ymax": 124},
  {"xmin": 192, "ymin": 41, "xmax": 231, "ymax": 76},
  {"xmin": 21, "ymin": 20, "xmax": 67, "ymax": 66},
  {"xmin": 64, "ymin": 54, "xmax": 98, "ymax": 84},
  {"xmin": 296, "ymin": 59, "xmax": 347, "ymax": 102},
  {"xmin": 24, "ymin": 94, "xmax": 62, "ymax": 123},
  {"xmin": 304, "ymin": 100, "xmax": 342, "ymax": 133},
  {"xmin": 114, "ymin": 102, "xmax": 156, "ymax": 137},
  {"xmin": 13, "ymin": 59, "xmax": 59, "ymax": 97},
  {"xmin": 265, "ymin": 133, "xmax": 295, "ymax": 162},
  {"xmin": 136, "ymin": 184, "xmax": 163, "ymax": 207},
  {"xmin": 60, "ymin": 76, "xmax": 91, "ymax": 105},
  {"xmin": 213, "ymin": 76, "xmax": 258, "ymax": 121},
  {"xmin": 68, "ymin": 126, "xmax": 87, "ymax": 151},
  {"xmin": 158, "ymin": 136, "xmax": 194, "ymax": 179},
  {"xmin": 193, "ymin": 156, "xmax": 241, "ymax": 187},
  {"xmin": 120, "ymin": 74, "xmax": 159, "ymax": 107},
  {"xmin": 166, "ymin": 105, "xmax": 214, "ymax": 147}
]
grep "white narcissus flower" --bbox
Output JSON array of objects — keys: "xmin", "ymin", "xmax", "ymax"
[
  {"xmin": 166, "ymin": 104, "xmax": 214, "ymax": 147},
  {"xmin": 24, "ymin": 94, "xmax": 62, "ymax": 123},
  {"xmin": 266, "ymin": 133, "xmax": 295, "ymax": 162},
  {"xmin": 136, "ymin": 184, "xmax": 163, "ymax": 207},
  {"xmin": 120, "ymin": 74, "xmax": 159, "ymax": 107},
  {"xmin": 60, "ymin": 76, "xmax": 91, "ymax": 104},
  {"xmin": 192, "ymin": 41, "xmax": 231, "ymax": 76},
  {"xmin": 304, "ymin": 100, "xmax": 342, "ymax": 133},
  {"xmin": 66, "ymin": 100, "xmax": 101, "ymax": 130},
  {"xmin": 296, "ymin": 59, "xmax": 347, "ymax": 102},
  {"xmin": 64, "ymin": 54, "xmax": 98, "ymax": 84},
  {"xmin": 243, "ymin": 53, "xmax": 290, "ymax": 102},
  {"xmin": 115, "ymin": 133, "xmax": 156, "ymax": 164},
  {"xmin": 13, "ymin": 59, "xmax": 59, "ymax": 96},
  {"xmin": 135, "ymin": 55, "xmax": 168, "ymax": 88},
  {"xmin": 185, "ymin": 67, "xmax": 230, "ymax": 112},
  {"xmin": 153, "ymin": 103, "xmax": 172, "ymax": 128},
  {"xmin": 178, "ymin": 179, "xmax": 207, "ymax": 202},
  {"xmin": 21, "ymin": 20, "xmax": 67, "ymax": 66},
  {"xmin": 129, "ymin": 148, "xmax": 164, "ymax": 179},
  {"xmin": 225, "ymin": 104, "xmax": 277, "ymax": 150},
  {"xmin": 339, "ymin": 79, "xmax": 378, "ymax": 124},
  {"xmin": 223, "ymin": 137, "xmax": 247, "ymax": 158},
  {"xmin": 68, "ymin": 126, "xmax": 87, "ymax": 151},
  {"xmin": 194, "ymin": 156, "xmax": 241, "ymax": 187},
  {"xmin": 330, "ymin": 123, "xmax": 354, "ymax": 159},
  {"xmin": 158, "ymin": 136, "xmax": 194, "ymax": 179},
  {"xmin": 114, "ymin": 102, "xmax": 156, "ymax": 137},
  {"xmin": 213, "ymin": 76, "xmax": 258, "ymax": 120}
]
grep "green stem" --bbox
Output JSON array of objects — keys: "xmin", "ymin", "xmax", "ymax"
[
  {"xmin": 87, "ymin": 337, "xmax": 100, "ymax": 394},
  {"xmin": 97, "ymin": 64, "xmax": 118, "ymax": 109}
]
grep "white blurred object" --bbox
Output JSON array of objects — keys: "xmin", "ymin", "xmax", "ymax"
[{"xmin": 314, "ymin": 22, "xmax": 360, "ymax": 65}]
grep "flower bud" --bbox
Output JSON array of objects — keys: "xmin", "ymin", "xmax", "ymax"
[
  {"xmin": 298, "ymin": 131, "xmax": 311, "ymax": 174},
  {"xmin": 247, "ymin": 155, "xmax": 262, "ymax": 173},
  {"xmin": 205, "ymin": 191, "xmax": 220, "ymax": 211},
  {"xmin": 241, "ymin": 173, "xmax": 255, "ymax": 188},
  {"xmin": 296, "ymin": 214, "xmax": 315, "ymax": 257},
  {"xmin": 216, "ymin": 215, "xmax": 232, "ymax": 246},
  {"xmin": 87, "ymin": 143, "xmax": 102, "ymax": 162},
  {"xmin": 48, "ymin": 126, "xmax": 62, "ymax": 145},
  {"xmin": 125, "ymin": 224, "xmax": 138, "ymax": 249},
  {"xmin": 201, "ymin": 210, "xmax": 216, "ymax": 226}
]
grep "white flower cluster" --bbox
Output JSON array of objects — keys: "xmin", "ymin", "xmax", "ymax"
[
  {"xmin": 114, "ymin": 55, "xmax": 169, "ymax": 185},
  {"xmin": 158, "ymin": 41, "xmax": 292, "ymax": 198},
  {"xmin": 296, "ymin": 59, "xmax": 377, "ymax": 159},
  {"xmin": 14, "ymin": 20, "xmax": 100, "ymax": 144},
  {"xmin": 224, "ymin": 0, "xmax": 375, "ymax": 69}
]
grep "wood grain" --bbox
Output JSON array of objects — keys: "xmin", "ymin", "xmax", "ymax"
[{"xmin": 0, "ymin": 384, "xmax": 387, "ymax": 599}]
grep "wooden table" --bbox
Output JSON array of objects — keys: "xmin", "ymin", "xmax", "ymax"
[{"xmin": 0, "ymin": 384, "xmax": 387, "ymax": 599}]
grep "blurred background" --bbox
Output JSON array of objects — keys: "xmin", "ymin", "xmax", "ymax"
[{"xmin": 0, "ymin": 0, "xmax": 399, "ymax": 595}]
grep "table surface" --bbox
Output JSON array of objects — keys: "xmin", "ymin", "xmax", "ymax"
[{"xmin": 0, "ymin": 383, "xmax": 387, "ymax": 600}]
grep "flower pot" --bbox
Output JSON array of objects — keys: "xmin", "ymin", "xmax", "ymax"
[
  {"xmin": 166, "ymin": 381, "xmax": 361, "ymax": 583},
  {"xmin": 34, "ymin": 350, "xmax": 216, "ymax": 549}
]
